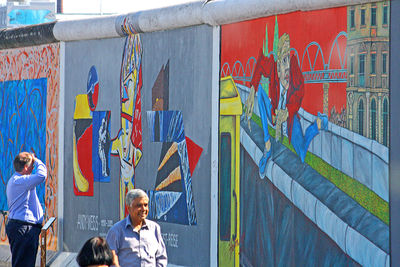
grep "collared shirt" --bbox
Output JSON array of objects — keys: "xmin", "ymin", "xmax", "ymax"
[
  {"xmin": 6, "ymin": 158, "xmax": 47, "ymax": 224},
  {"xmin": 106, "ymin": 216, "xmax": 167, "ymax": 267}
]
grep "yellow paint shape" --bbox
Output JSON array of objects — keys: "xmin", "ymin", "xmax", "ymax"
[{"xmin": 74, "ymin": 94, "xmax": 92, "ymax": 119}]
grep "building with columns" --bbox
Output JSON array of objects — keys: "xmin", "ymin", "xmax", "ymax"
[{"xmin": 346, "ymin": 1, "xmax": 389, "ymax": 146}]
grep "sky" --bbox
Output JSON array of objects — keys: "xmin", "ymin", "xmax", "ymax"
[
  {"xmin": 0, "ymin": 0, "xmax": 199, "ymax": 14},
  {"xmin": 62, "ymin": 0, "xmax": 199, "ymax": 14}
]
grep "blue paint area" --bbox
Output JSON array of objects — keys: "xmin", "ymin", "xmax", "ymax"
[
  {"xmin": 8, "ymin": 9, "xmax": 53, "ymax": 25},
  {"xmin": 92, "ymin": 111, "xmax": 111, "ymax": 182},
  {"xmin": 146, "ymin": 110, "xmax": 197, "ymax": 225},
  {"xmin": 0, "ymin": 78, "xmax": 47, "ymax": 211},
  {"xmin": 147, "ymin": 191, "xmax": 189, "ymax": 224},
  {"xmin": 240, "ymin": 118, "xmax": 389, "ymax": 265},
  {"xmin": 240, "ymin": 147, "xmax": 361, "ymax": 266},
  {"xmin": 147, "ymin": 110, "xmax": 185, "ymax": 143}
]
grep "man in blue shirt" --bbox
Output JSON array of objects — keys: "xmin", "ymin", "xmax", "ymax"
[
  {"xmin": 106, "ymin": 189, "xmax": 167, "ymax": 267},
  {"xmin": 6, "ymin": 152, "xmax": 47, "ymax": 267}
]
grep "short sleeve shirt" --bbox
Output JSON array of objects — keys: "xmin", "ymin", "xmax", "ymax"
[{"xmin": 106, "ymin": 216, "xmax": 167, "ymax": 267}]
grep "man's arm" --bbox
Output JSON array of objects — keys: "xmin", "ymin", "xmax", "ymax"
[
  {"xmin": 286, "ymin": 55, "xmax": 305, "ymax": 119},
  {"xmin": 111, "ymin": 250, "xmax": 120, "ymax": 267},
  {"xmin": 14, "ymin": 157, "xmax": 47, "ymax": 190},
  {"xmin": 155, "ymin": 224, "xmax": 168, "ymax": 267},
  {"xmin": 245, "ymin": 50, "xmax": 278, "ymax": 129},
  {"xmin": 250, "ymin": 50, "xmax": 276, "ymax": 91}
]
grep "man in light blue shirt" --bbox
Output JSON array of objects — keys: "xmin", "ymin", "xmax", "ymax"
[
  {"xmin": 106, "ymin": 189, "xmax": 167, "ymax": 267},
  {"xmin": 6, "ymin": 152, "xmax": 47, "ymax": 267}
]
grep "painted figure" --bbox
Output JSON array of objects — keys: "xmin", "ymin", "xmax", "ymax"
[
  {"xmin": 111, "ymin": 34, "xmax": 143, "ymax": 217},
  {"xmin": 98, "ymin": 116, "xmax": 110, "ymax": 177},
  {"xmin": 245, "ymin": 33, "xmax": 328, "ymax": 177}
]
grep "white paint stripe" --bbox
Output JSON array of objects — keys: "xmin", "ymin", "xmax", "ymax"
[{"xmin": 209, "ymin": 25, "xmax": 220, "ymax": 267}]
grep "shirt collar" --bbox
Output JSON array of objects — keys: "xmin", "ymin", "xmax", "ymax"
[{"xmin": 124, "ymin": 216, "xmax": 149, "ymax": 230}]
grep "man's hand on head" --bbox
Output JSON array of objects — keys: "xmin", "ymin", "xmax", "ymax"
[{"xmin": 30, "ymin": 153, "xmax": 36, "ymax": 164}]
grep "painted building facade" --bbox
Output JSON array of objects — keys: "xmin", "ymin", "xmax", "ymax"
[{"xmin": 346, "ymin": 1, "xmax": 390, "ymax": 146}]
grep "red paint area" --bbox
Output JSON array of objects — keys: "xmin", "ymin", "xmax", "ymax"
[
  {"xmin": 221, "ymin": 7, "xmax": 347, "ymax": 115},
  {"xmin": 88, "ymin": 83, "xmax": 99, "ymax": 111},
  {"xmin": 186, "ymin": 136, "xmax": 203, "ymax": 176},
  {"xmin": 73, "ymin": 124, "xmax": 94, "ymax": 196},
  {"xmin": 131, "ymin": 67, "xmax": 143, "ymax": 151}
]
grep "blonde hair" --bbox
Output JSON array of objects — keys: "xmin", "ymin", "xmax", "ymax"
[{"xmin": 277, "ymin": 33, "xmax": 290, "ymax": 62}]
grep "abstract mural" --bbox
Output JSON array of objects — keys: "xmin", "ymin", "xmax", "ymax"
[
  {"xmin": 146, "ymin": 61, "xmax": 202, "ymax": 225},
  {"xmin": 0, "ymin": 44, "xmax": 60, "ymax": 250},
  {"xmin": 111, "ymin": 34, "xmax": 143, "ymax": 218},
  {"xmin": 220, "ymin": 2, "xmax": 389, "ymax": 266},
  {"xmin": 73, "ymin": 65, "xmax": 111, "ymax": 196}
]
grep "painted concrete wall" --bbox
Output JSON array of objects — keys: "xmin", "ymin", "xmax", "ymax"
[
  {"xmin": 0, "ymin": 0, "xmax": 397, "ymax": 267},
  {"xmin": 219, "ymin": 2, "xmax": 390, "ymax": 267},
  {"xmin": 62, "ymin": 25, "xmax": 213, "ymax": 266},
  {"xmin": 0, "ymin": 44, "xmax": 60, "ymax": 251}
]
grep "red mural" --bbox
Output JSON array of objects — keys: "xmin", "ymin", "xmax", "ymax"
[{"xmin": 221, "ymin": 7, "xmax": 347, "ymax": 115}]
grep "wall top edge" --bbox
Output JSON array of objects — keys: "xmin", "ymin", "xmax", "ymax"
[{"xmin": 1, "ymin": 0, "xmax": 379, "ymax": 46}]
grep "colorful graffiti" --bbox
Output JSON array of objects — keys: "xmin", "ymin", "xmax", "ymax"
[
  {"xmin": 0, "ymin": 44, "xmax": 60, "ymax": 250},
  {"xmin": 111, "ymin": 34, "xmax": 143, "ymax": 218},
  {"xmin": 219, "ymin": 76, "xmax": 242, "ymax": 266},
  {"xmin": 73, "ymin": 66, "xmax": 111, "ymax": 196},
  {"xmin": 0, "ymin": 78, "xmax": 47, "ymax": 208},
  {"xmin": 146, "ymin": 61, "xmax": 202, "ymax": 225},
  {"xmin": 220, "ymin": 3, "xmax": 389, "ymax": 266}
]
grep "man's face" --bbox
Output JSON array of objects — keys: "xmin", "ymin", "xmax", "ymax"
[
  {"xmin": 278, "ymin": 41, "xmax": 290, "ymax": 91},
  {"xmin": 128, "ymin": 196, "xmax": 149, "ymax": 224}
]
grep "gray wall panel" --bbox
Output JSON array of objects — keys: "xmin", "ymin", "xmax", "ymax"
[{"xmin": 63, "ymin": 25, "xmax": 213, "ymax": 266}]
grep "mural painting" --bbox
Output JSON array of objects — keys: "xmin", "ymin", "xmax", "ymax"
[
  {"xmin": 0, "ymin": 44, "xmax": 60, "ymax": 250},
  {"xmin": 73, "ymin": 65, "xmax": 111, "ymax": 196},
  {"xmin": 146, "ymin": 61, "xmax": 202, "ymax": 225},
  {"xmin": 220, "ymin": 2, "xmax": 389, "ymax": 266},
  {"xmin": 110, "ymin": 34, "xmax": 143, "ymax": 218},
  {"xmin": 64, "ymin": 24, "xmax": 213, "ymax": 264}
]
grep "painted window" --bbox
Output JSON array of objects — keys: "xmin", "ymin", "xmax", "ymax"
[
  {"xmin": 371, "ymin": 53, "xmax": 376, "ymax": 74},
  {"xmin": 359, "ymin": 54, "xmax": 365, "ymax": 86},
  {"xmin": 371, "ymin": 98, "xmax": 376, "ymax": 140},
  {"xmin": 383, "ymin": 5, "xmax": 388, "ymax": 25},
  {"xmin": 371, "ymin": 6, "xmax": 377, "ymax": 26},
  {"xmin": 358, "ymin": 99, "xmax": 364, "ymax": 136},
  {"xmin": 350, "ymin": 56, "xmax": 354, "ymax": 74},
  {"xmin": 219, "ymin": 132, "xmax": 231, "ymax": 241},
  {"xmin": 360, "ymin": 8, "xmax": 366, "ymax": 26},
  {"xmin": 383, "ymin": 99, "xmax": 388, "ymax": 146},
  {"xmin": 350, "ymin": 9, "xmax": 355, "ymax": 29},
  {"xmin": 382, "ymin": 53, "xmax": 387, "ymax": 74}
]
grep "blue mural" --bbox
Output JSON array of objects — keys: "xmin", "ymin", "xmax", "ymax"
[
  {"xmin": 92, "ymin": 111, "xmax": 111, "ymax": 182},
  {"xmin": 147, "ymin": 110, "xmax": 197, "ymax": 225},
  {"xmin": 0, "ymin": 78, "xmax": 47, "ymax": 211}
]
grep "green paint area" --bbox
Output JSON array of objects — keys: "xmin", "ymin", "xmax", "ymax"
[{"xmin": 250, "ymin": 113, "xmax": 389, "ymax": 225}]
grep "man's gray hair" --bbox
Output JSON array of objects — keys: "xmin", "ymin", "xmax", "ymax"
[{"xmin": 126, "ymin": 189, "xmax": 149, "ymax": 207}]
